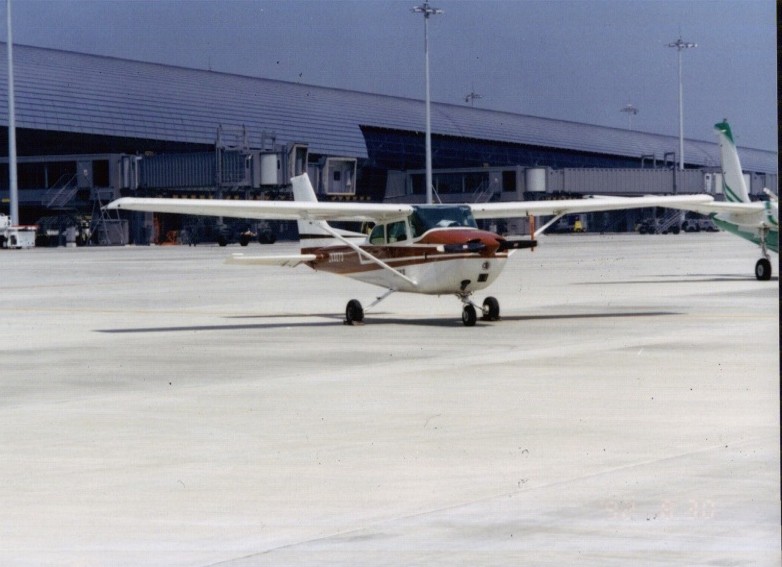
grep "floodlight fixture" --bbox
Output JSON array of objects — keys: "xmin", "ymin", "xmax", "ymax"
[
  {"xmin": 465, "ymin": 90, "xmax": 483, "ymax": 107},
  {"xmin": 620, "ymin": 103, "xmax": 638, "ymax": 130}
]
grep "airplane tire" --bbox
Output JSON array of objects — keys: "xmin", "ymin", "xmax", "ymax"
[
  {"xmin": 755, "ymin": 258, "xmax": 772, "ymax": 281},
  {"xmin": 482, "ymin": 296, "xmax": 500, "ymax": 321},
  {"xmin": 462, "ymin": 305, "xmax": 477, "ymax": 327},
  {"xmin": 345, "ymin": 299, "xmax": 364, "ymax": 324}
]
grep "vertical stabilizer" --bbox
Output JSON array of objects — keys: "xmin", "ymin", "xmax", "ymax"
[
  {"xmin": 290, "ymin": 172, "xmax": 319, "ymax": 203},
  {"xmin": 714, "ymin": 120, "xmax": 750, "ymax": 203},
  {"xmin": 290, "ymin": 173, "xmax": 334, "ymax": 241},
  {"xmin": 290, "ymin": 173, "xmax": 367, "ymax": 248}
]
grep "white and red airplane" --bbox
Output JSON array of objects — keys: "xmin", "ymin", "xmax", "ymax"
[{"xmin": 107, "ymin": 177, "xmax": 712, "ymax": 325}]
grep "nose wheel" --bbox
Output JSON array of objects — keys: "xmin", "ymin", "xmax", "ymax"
[{"xmin": 462, "ymin": 304, "xmax": 477, "ymax": 326}]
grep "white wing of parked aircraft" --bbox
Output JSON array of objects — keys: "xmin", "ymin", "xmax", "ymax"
[
  {"xmin": 107, "ymin": 175, "xmax": 712, "ymax": 325},
  {"xmin": 107, "ymin": 194, "xmax": 713, "ymax": 225}
]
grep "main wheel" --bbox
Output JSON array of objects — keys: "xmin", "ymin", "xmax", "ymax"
[
  {"xmin": 462, "ymin": 304, "xmax": 477, "ymax": 327},
  {"xmin": 345, "ymin": 299, "xmax": 364, "ymax": 325},
  {"xmin": 755, "ymin": 258, "xmax": 772, "ymax": 281},
  {"xmin": 482, "ymin": 296, "xmax": 500, "ymax": 321}
]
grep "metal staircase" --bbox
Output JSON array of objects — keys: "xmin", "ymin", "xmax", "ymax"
[
  {"xmin": 658, "ymin": 210, "xmax": 683, "ymax": 233},
  {"xmin": 90, "ymin": 188, "xmax": 126, "ymax": 245},
  {"xmin": 471, "ymin": 180, "xmax": 495, "ymax": 203},
  {"xmin": 41, "ymin": 174, "xmax": 79, "ymax": 209}
]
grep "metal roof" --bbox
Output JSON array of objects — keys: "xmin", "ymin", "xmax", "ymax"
[{"xmin": 0, "ymin": 43, "xmax": 776, "ymax": 173}]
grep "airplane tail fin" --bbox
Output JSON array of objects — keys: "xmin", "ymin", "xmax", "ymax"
[
  {"xmin": 290, "ymin": 173, "xmax": 334, "ymax": 246},
  {"xmin": 714, "ymin": 120, "xmax": 750, "ymax": 203},
  {"xmin": 290, "ymin": 173, "xmax": 364, "ymax": 248}
]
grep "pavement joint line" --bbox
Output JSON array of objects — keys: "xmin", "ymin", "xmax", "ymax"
[{"xmin": 204, "ymin": 434, "xmax": 776, "ymax": 565}]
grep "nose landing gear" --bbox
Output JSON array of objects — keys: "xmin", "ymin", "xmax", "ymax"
[{"xmin": 458, "ymin": 293, "xmax": 500, "ymax": 326}]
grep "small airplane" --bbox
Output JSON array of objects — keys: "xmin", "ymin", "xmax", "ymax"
[
  {"xmin": 672, "ymin": 120, "xmax": 778, "ymax": 280},
  {"xmin": 107, "ymin": 176, "xmax": 711, "ymax": 325}
]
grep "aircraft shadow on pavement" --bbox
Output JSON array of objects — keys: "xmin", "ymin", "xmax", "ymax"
[
  {"xmin": 97, "ymin": 310, "xmax": 678, "ymax": 333},
  {"xmin": 578, "ymin": 274, "xmax": 779, "ymax": 284},
  {"xmin": 97, "ymin": 313, "xmax": 344, "ymax": 334}
]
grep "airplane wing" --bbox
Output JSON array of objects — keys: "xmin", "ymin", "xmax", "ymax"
[
  {"xmin": 108, "ymin": 194, "xmax": 714, "ymax": 226},
  {"xmin": 469, "ymin": 194, "xmax": 715, "ymax": 219},
  {"xmin": 650, "ymin": 199, "xmax": 779, "ymax": 231},
  {"xmin": 107, "ymin": 197, "xmax": 413, "ymax": 224},
  {"xmin": 656, "ymin": 200, "xmax": 765, "ymax": 216}
]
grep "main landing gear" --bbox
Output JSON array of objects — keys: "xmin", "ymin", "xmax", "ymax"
[
  {"xmin": 344, "ymin": 289, "xmax": 396, "ymax": 325},
  {"xmin": 755, "ymin": 227, "xmax": 773, "ymax": 281},
  {"xmin": 755, "ymin": 258, "xmax": 772, "ymax": 281},
  {"xmin": 345, "ymin": 299, "xmax": 364, "ymax": 325},
  {"xmin": 343, "ymin": 291, "xmax": 501, "ymax": 327}
]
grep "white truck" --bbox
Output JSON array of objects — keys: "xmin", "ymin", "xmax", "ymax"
[{"xmin": 0, "ymin": 214, "xmax": 37, "ymax": 249}]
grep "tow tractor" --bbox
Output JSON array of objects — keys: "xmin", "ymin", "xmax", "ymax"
[{"xmin": 0, "ymin": 213, "xmax": 37, "ymax": 249}]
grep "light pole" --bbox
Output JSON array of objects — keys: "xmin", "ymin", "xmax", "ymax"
[
  {"xmin": 465, "ymin": 89, "xmax": 482, "ymax": 107},
  {"xmin": 6, "ymin": 0, "xmax": 18, "ymax": 225},
  {"xmin": 411, "ymin": 1, "xmax": 442, "ymax": 204},
  {"xmin": 666, "ymin": 37, "xmax": 696, "ymax": 171},
  {"xmin": 620, "ymin": 103, "xmax": 638, "ymax": 130}
]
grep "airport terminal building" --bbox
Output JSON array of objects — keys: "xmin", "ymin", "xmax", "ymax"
[{"xmin": 0, "ymin": 43, "xmax": 777, "ymax": 244}]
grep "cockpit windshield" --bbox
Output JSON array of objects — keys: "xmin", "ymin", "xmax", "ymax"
[{"xmin": 410, "ymin": 205, "xmax": 477, "ymax": 237}]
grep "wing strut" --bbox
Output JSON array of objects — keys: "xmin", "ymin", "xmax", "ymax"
[
  {"xmin": 534, "ymin": 213, "xmax": 566, "ymax": 238},
  {"xmin": 319, "ymin": 223, "xmax": 419, "ymax": 289}
]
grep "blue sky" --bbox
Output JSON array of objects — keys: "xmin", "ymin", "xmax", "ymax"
[{"xmin": 5, "ymin": 0, "xmax": 777, "ymax": 151}]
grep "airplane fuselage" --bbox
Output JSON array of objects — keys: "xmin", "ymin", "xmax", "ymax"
[
  {"xmin": 713, "ymin": 215, "xmax": 779, "ymax": 253},
  {"xmin": 302, "ymin": 227, "xmax": 512, "ymax": 295},
  {"xmin": 711, "ymin": 198, "xmax": 779, "ymax": 254}
]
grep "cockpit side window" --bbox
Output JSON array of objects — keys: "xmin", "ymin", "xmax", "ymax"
[
  {"xmin": 387, "ymin": 220, "xmax": 408, "ymax": 243},
  {"xmin": 369, "ymin": 224, "xmax": 385, "ymax": 245}
]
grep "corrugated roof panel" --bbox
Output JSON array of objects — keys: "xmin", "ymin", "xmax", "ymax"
[{"xmin": 0, "ymin": 43, "xmax": 775, "ymax": 173}]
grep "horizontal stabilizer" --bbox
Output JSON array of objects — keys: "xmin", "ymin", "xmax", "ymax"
[{"xmin": 226, "ymin": 253, "xmax": 317, "ymax": 267}]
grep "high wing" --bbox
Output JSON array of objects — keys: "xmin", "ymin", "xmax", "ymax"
[
  {"xmin": 650, "ymin": 198, "xmax": 778, "ymax": 230},
  {"xmin": 658, "ymin": 200, "xmax": 768, "ymax": 216},
  {"xmin": 107, "ymin": 197, "xmax": 413, "ymax": 224},
  {"xmin": 108, "ymin": 194, "xmax": 713, "ymax": 226},
  {"xmin": 470, "ymin": 194, "xmax": 714, "ymax": 219}
]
